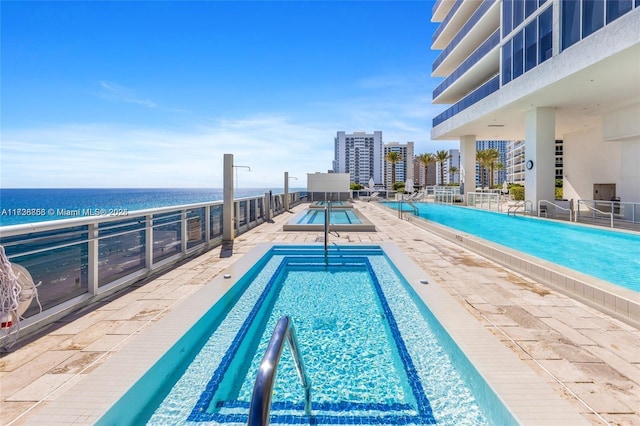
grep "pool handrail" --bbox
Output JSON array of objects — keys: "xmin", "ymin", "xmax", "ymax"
[
  {"xmin": 507, "ymin": 200, "xmax": 533, "ymax": 216},
  {"xmin": 248, "ymin": 316, "xmax": 312, "ymax": 425},
  {"xmin": 577, "ymin": 200, "xmax": 613, "ymax": 228},
  {"xmin": 538, "ymin": 200, "xmax": 573, "ymax": 222}
]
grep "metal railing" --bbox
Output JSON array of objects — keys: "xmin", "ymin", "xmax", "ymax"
[
  {"xmin": 575, "ymin": 199, "xmax": 639, "ymax": 226},
  {"xmin": 576, "ymin": 200, "xmax": 613, "ymax": 228},
  {"xmin": 508, "ymin": 200, "xmax": 533, "ymax": 216},
  {"xmin": 397, "ymin": 199, "xmax": 419, "ymax": 220},
  {"xmin": 0, "ymin": 192, "xmax": 302, "ymax": 343},
  {"xmin": 538, "ymin": 200, "xmax": 573, "ymax": 222},
  {"xmin": 248, "ymin": 316, "xmax": 312, "ymax": 425},
  {"xmin": 467, "ymin": 191, "xmax": 501, "ymax": 211}
]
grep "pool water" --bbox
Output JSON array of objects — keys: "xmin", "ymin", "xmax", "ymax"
[
  {"xmin": 137, "ymin": 246, "xmax": 513, "ymax": 425},
  {"xmin": 296, "ymin": 209, "xmax": 361, "ymax": 224},
  {"xmin": 388, "ymin": 202, "xmax": 640, "ymax": 292}
]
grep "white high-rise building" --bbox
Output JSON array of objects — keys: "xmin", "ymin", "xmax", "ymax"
[
  {"xmin": 333, "ymin": 131, "xmax": 384, "ymax": 187},
  {"xmin": 384, "ymin": 142, "xmax": 414, "ymax": 188},
  {"xmin": 431, "ymin": 0, "xmax": 640, "ymax": 209}
]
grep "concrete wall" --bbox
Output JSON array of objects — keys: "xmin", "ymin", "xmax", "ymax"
[{"xmin": 307, "ymin": 172, "xmax": 351, "ymax": 192}]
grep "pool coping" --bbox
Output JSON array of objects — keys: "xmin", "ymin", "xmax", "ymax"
[
  {"xmin": 25, "ymin": 242, "xmax": 587, "ymax": 425},
  {"xmin": 282, "ymin": 208, "xmax": 376, "ymax": 232},
  {"xmin": 396, "ymin": 205, "xmax": 640, "ymax": 329}
]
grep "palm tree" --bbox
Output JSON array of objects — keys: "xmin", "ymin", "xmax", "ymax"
[
  {"xmin": 417, "ymin": 153, "xmax": 435, "ymax": 187},
  {"xmin": 449, "ymin": 166, "xmax": 458, "ymax": 184},
  {"xmin": 385, "ymin": 151, "xmax": 402, "ymax": 189},
  {"xmin": 484, "ymin": 148, "xmax": 500, "ymax": 188},
  {"xmin": 475, "ymin": 150, "xmax": 490, "ymax": 188},
  {"xmin": 494, "ymin": 162, "xmax": 505, "ymax": 188},
  {"xmin": 435, "ymin": 150, "xmax": 450, "ymax": 187}
]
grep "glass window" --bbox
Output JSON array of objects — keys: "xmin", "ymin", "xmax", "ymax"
[
  {"xmin": 525, "ymin": 0, "xmax": 537, "ymax": 17},
  {"xmin": 539, "ymin": 0, "xmax": 548, "ymax": 5},
  {"xmin": 513, "ymin": 0, "xmax": 524, "ymax": 28},
  {"xmin": 525, "ymin": 21, "xmax": 537, "ymax": 72},
  {"xmin": 539, "ymin": 6, "xmax": 553, "ymax": 62},
  {"xmin": 503, "ymin": 0, "xmax": 513, "ymax": 36},
  {"xmin": 513, "ymin": 30, "xmax": 524, "ymax": 79},
  {"xmin": 502, "ymin": 39, "xmax": 512, "ymax": 85},
  {"xmin": 606, "ymin": 0, "xmax": 633, "ymax": 23},
  {"xmin": 583, "ymin": 0, "xmax": 604, "ymax": 37},
  {"xmin": 561, "ymin": 0, "xmax": 581, "ymax": 50}
]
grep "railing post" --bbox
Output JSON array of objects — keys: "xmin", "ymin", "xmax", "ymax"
[
  {"xmin": 181, "ymin": 210, "xmax": 188, "ymax": 254},
  {"xmin": 87, "ymin": 222, "xmax": 99, "ymax": 295},
  {"xmin": 145, "ymin": 214, "xmax": 153, "ymax": 268}
]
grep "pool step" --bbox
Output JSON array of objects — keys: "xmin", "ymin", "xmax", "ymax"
[{"xmin": 215, "ymin": 400, "xmax": 420, "ymax": 423}]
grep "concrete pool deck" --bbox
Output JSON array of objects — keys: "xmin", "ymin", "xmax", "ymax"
[{"xmin": 1, "ymin": 201, "xmax": 639, "ymax": 425}]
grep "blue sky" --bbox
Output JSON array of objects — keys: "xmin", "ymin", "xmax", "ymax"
[{"xmin": 1, "ymin": 0, "xmax": 454, "ymax": 188}]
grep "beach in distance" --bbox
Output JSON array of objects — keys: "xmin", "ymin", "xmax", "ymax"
[{"xmin": 0, "ymin": 188, "xmax": 302, "ymax": 226}]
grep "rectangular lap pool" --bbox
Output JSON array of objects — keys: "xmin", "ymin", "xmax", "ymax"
[{"xmin": 33, "ymin": 244, "xmax": 585, "ymax": 425}]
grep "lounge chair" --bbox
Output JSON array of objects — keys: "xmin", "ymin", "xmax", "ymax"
[{"xmin": 361, "ymin": 191, "xmax": 380, "ymax": 202}]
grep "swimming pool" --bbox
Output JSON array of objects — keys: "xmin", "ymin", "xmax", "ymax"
[
  {"xmin": 387, "ymin": 202, "xmax": 640, "ymax": 293},
  {"xmin": 99, "ymin": 245, "xmax": 512, "ymax": 425},
  {"xmin": 310, "ymin": 201, "xmax": 353, "ymax": 209},
  {"xmin": 283, "ymin": 209, "xmax": 376, "ymax": 231}
]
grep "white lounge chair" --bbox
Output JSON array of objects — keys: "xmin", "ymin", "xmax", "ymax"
[{"xmin": 361, "ymin": 191, "xmax": 380, "ymax": 202}]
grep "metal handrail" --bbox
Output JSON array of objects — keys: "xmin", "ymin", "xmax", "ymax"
[
  {"xmin": 538, "ymin": 200, "xmax": 573, "ymax": 222},
  {"xmin": 508, "ymin": 200, "xmax": 533, "ymax": 216},
  {"xmin": 577, "ymin": 201, "xmax": 613, "ymax": 228},
  {"xmin": 248, "ymin": 316, "xmax": 312, "ymax": 426},
  {"xmin": 397, "ymin": 199, "xmax": 418, "ymax": 219}
]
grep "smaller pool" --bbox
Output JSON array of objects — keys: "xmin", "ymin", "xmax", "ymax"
[
  {"xmin": 283, "ymin": 209, "xmax": 375, "ymax": 232},
  {"xmin": 310, "ymin": 201, "xmax": 353, "ymax": 209}
]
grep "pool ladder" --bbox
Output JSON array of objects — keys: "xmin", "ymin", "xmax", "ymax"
[{"xmin": 247, "ymin": 316, "xmax": 312, "ymax": 425}]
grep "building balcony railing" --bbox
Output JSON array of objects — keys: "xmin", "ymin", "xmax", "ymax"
[
  {"xmin": 433, "ymin": 0, "xmax": 495, "ymax": 73},
  {"xmin": 433, "ymin": 74, "xmax": 500, "ymax": 127},
  {"xmin": 0, "ymin": 192, "xmax": 303, "ymax": 343},
  {"xmin": 433, "ymin": 29, "xmax": 500, "ymax": 100},
  {"xmin": 432, "ymin": 0, "xmax": 463, "ymax": 44}
]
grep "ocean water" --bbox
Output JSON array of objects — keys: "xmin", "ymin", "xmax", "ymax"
[{"xmin": 0, "ymin": 188, "xmax": 299, "ymax": 227}]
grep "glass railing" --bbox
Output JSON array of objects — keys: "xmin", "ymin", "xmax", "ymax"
[
  {"xmin": 433, "ymin": 74, "xmax": 500, "ymax": 127},
  {"xmin": 433, "ymin": 29, "xmax": 500, "ymax": 99},
  {"xmin": 432, "ymin": 0, "xmax": 463, "ymax": 44},
  {"xmin": 0, "ymin": 192, "xmax": 303, "ymax": 329},
  {"xmin": 433, "ymin": 0, "xmax": 496, "ymax": 72}
]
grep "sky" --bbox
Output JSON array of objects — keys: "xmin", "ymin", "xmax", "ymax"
[{"xmin": 1, "ymin": 0, "xmax": 456, "ymax": 188}]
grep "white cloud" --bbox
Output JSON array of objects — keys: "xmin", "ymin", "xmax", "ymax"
[
  {"xmin": 0, "ymin": 117, "xmax": 334, "ymax": 188},
  {"xmin": 98, "ymin": 81, "xmax": 157, "ymax": 108}
]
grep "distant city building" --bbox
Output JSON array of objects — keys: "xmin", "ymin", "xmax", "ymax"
[
  {"xmin": 384, "ymin": 142, "xmax": 414, "ymax": 188},
  {"xmin": 438, "ymin": 149, "xmax": 460, "ymax": 185},
  {"xmin": 430, "ymin": 0, "xmax": 640, "ymax": 207},
  {"xmin": 506, "ymin": 139, "xmax": 563, "ymax": 186},
  {"xmin": 413, "ymin": 155, "xmax": 437, "ymax": 188},
  {"xmin": 333, "ymin": 131, "xmax": 383, "ymax": 187}
]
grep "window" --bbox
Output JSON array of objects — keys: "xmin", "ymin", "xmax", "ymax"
[
  {"xmin": 562, "ymin": 0, "xmax": 581, "ymax": 50},
  {"xmin": 502, "ymin": 40, "xmax": 512, "ymax": 85},
  {"xmin": 513, "ymin": 0, "xmax": 524, "ymax": 28},
  {"xmin": 503, "ymin": 0, "xmax": 513, "ymax": 36},
  {"xmin": 583, "ymin": 0, "xmax": 604, "ymax": 37},
  {"xmin": 525, "ymin": 0, "xmax": 537, "ymax": 18},
  {"xmin": 513, "ymin": 30, "xmax": 524, "ymax": 79},
  {"xmin": 525, "ymin": 21, "xmax": 537, "ymax": 71},
  {"xmin": 606, "ymin": 0, "xmax": 632, "ymax": 23},
  {"xmin": 539, "ymin": 6, "xmax": 553, "ymax": 63}
]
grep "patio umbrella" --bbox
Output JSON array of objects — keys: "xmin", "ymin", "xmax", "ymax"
[
  {"xmin": 405, "ymin": 178, "xmax": 414, "ymax": 193},
  {"xmin": 368, "ymin": 177, "xmax": 375, "ymax": 192}
]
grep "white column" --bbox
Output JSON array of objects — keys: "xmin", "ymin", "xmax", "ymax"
[
  {"xmin": 460, "ymin": 135, "xmax": 477, "ymax": 199},
  {"xmin": 284, "ymin": 171, "xmax": 290, "ymax": 211},
  {"xmin": 223, "ymin": 153, "xmax": 234, "ymax": 242},
  {"xmin": 524, "ymin": 107, "xmax": 556, "ymax": 211}
]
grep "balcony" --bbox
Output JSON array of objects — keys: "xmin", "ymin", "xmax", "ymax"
[{"xmin": 433, "ymin": 74, "xmax": 499, "ymax": 127}]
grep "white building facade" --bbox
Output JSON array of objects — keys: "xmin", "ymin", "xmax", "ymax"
[
  {"xmin": 333, "ymin": 131, "xmax": 384, "ymax": 187},
  {"xmin": 384, "ymin": 142, "xmax": 414, "ymax": 188},
  {"xmin": 431, "ymin": 0, "xmax": 640, "ymax": 209}
]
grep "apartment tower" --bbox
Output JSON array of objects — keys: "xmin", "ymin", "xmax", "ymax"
[
  {"xmin": 431, "ymin": 0, "xmax": 640, "ymax": 209},
  {"xmin": 333, "ymin": 131, "xmax": 384, "ymax": 187}
]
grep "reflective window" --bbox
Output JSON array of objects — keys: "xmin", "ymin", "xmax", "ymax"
[
  {"xmin": 525, "ymin": 21, "xmax": 537, "ymax": 71},
  {"xmin": 513, "ymin": 0, "xmax": 524, "ymax": 28},
  {"xmin": 562, "ymin": 0, "xmax": 581, "ymax": 50},
  {"xmin": 583, "ymin": 0, "xmax": 604, "ymax": 37},
  {"xmin": 513, "ymin": 30, "xmax": 524, "ymax": 79},
  {"xmin": 606, "ymin": 0, "xmax": 632, "ymax": 23},
  {"xmin": 539, "ymin": 6, "xmax": 553, "ymax": 63},
  {"xmin": 502, "ymin": 39, "xmax": 512, "ymax": 85},
  {"xmin": 503, "ymin": 0, "xmax": 513, "ymax": 35},
  {"xmin": 525, "ymin": 0, "xmax": 537, "ymax": 18}
]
